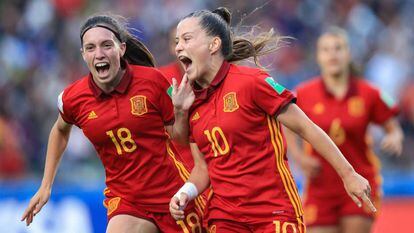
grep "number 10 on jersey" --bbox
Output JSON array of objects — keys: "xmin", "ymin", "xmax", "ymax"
[{"xmin": 203, "ymin": 126, "xmax": 229, "ymax": 157}]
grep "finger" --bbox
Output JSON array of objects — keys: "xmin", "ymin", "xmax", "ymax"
[
  {"xmin": 172, "ymin": 78, "xmax": 178, "ymax": 94},
  {"xmin": 390, "ymin": 143, "xmax": 402, "ymax": 156},
  {"xmin": 350, "ymin": 193, "xmax": 362, "ymax": 208},
  {"xmin": 173, "ymin": 213, "xmax": 185, "ymax": 220},
  {"xmin": 21, "ymin": 203, "xmax": 36, "ymax": 221},
  {"xmin": 171, "ymin": 209, "xmax": 185, "ymax": 216},
  {"xmin": 179, "ymin": 193, "xmax": 188, "ymax": 209},
  {"xmin": 180, "ymin": 74, "xmax": 188, "ymax": 87},
  {"xmin": 26, "ymin": 212, "xmax": 33, "ymax": 226},
  {"xmin": 366, "ymin": 186, "xmax": 371, "ymax": 197},
  {"xmin": 33, "ymin": 202, "xmax": 44, "ymax": 215},
  {"xmin": 172, "ymin": 78, "xmax": 177, "ymax": 88},
  {"xmin": 170, "ymin": 199, "xmax": 180, "ymax": 210},
  {"xmin": 361, "ymin": 193, "xmax": 377, "ymax": 212}
]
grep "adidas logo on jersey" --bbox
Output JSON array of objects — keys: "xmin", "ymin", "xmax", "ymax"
[
  {"xmin": 191, "ymin": 112, "xmax": 200, "ymax": 121},
  {"xmin": 88, "ymin": 111, "xmax": 98, "ymax": 119}
]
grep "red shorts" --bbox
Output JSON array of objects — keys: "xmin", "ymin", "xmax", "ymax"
[
  {"xmin": 103, "ymin": 195, "xmax": 206, "ymax": 232},
  {"xmin": 303, "ymin": 182, "xmax": 380, "ymax": 227},
  {"xmin": 207, "ymin": 217, "xmax": 306, "ymax": 233}
]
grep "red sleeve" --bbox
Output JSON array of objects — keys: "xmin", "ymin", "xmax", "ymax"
[
  {"xmin": 370, "ymin": 86, "xmax": 399, "ymax": 124},
  {"xmin": 57, "ymin": 89, "xmax": 76, "ymax": 125},
  {"xmin": 252, "ymin": 72, "xmax": 296, "ymax": 116},
  {"xmin": 152, "ymin": 72, "xmax": 175, "ymax": 125}
]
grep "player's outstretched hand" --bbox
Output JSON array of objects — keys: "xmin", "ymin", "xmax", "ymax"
[
  {"xmin": 342, "ymin": 172, "xmax": 376, "ymax": 213},
  {"xmin": 172, "ymin": 74, "xmax": 195, "ymax": 111},
  {"xmin": 21, "ymin": 187, "xmax": 51, "ymax": 226},
  {"xmin": 169, "ymin": 193, "xmax": 189, "ymax": 220},
  {"xmin": 381, "ymin": 133, "xmax": 403, "ymax": 156}
]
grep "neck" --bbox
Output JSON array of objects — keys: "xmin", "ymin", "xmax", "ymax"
[
  {"xmin": 195, "ymin": 57, "xmax": 224, "ymax": 89},
  {"xmin": 95, "ymin": 68, "xmax": 125, "ymax": 93},
  {"xmin": 321, "ymin": 70, "xmax": 350, "ymax": 99}
]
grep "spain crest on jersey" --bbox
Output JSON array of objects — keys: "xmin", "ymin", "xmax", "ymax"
[
  {"xmin": 223, "ymin": 92, "xmax": 239, "ymax": 112},
  {"xmin": 130, "ymin": 95, "xmax": 147, "ymax": 116},
  {"xmin": 348, "ymin": 97, "xmax": 365, "ymax": 117}
]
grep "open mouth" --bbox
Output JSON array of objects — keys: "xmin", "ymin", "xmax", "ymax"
[
  {"xmin": 95, "ymin": 62, "xmax": 110, "ymax": 75},
  {"xmin": 178, "ymin": 55, "xmax": 192, "ymax": 71}
]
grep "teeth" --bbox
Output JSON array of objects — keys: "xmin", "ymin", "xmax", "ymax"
[
  {"xmin": 96, "ymin": 63, "xmax": 108, "ymax": 67},
  {"xmin": 178, "ymin": 56, "xmax": 189, "ymax": 62}
]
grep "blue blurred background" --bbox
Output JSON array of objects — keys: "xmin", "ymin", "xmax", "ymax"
[{"xmin": 1, "ymin": 0, "xmax": 413, "ymax": 232}]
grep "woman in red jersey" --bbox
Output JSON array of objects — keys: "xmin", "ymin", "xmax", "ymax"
[
  {"xmin": 285, "ymin": 27, "xmax": 403, "ymax": 233},
  {"xmin": 169, "ymin": 7, "xmax": 376, "ymax": 233},
  {"xmin": 21, "ymin": 14, "xmax": 206, "ymax": 233}
]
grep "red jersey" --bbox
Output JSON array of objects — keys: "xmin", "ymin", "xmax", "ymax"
[
  {"xmin": 158, "ymin": 62, "xmax": 194, "ymax": 168},
  {"xmin": 158, "ymin": 61, "xmax": 184, "ymax": 83},
  {"xmin": 58, "ymin": 63, "xmax": 184, "ymax": 213},
  {"xmin": 296, "ymin": 77, "xmax": 399, "ymax": 193},
  {"xmin": 189, "ymin": 61, "xmax": 303, "ymax": 223}
]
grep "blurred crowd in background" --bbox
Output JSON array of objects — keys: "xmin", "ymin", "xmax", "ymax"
[{"xmin": 1, "ymin": 0, "xmax": 414, "ymax": 186}]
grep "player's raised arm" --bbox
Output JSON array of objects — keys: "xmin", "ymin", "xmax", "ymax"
[{"xmin": 278, "ymin": 103, "xmax": 376, "ymax": 212}]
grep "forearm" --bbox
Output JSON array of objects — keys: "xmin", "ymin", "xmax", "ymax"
[
  {"xmin": 40, "ymin": 122, "xmax": 70, "ymax": 189},
  {"xmin": 188, "ymin": 164, "xmax": 210, "ymax": 194},
  {"xmin": 278, "ymin": 104, "xmax": 354, "ymax": 179},
  {"xmin": 186, "ymin": 143, "xmax": 210, "ymax": 194},
  {"xmin": 299, "ymin": 123, "xmax": 354, "ymax": 178},
  {"xmin": 170, "ymin": 108, "xmax": 190, "ymax": 144}
]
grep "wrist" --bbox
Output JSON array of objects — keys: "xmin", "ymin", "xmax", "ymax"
[
  {"xmin": 174, "ymin": 182, "xmax": 198, "ymax": 201},
  {"xmin": 338, "ymin": 165, "xmax": 355, "ymax": 179},
  {"xmin": 174, "ymin": 106, "xmax": 189, "ymax": 114},
  {"xmin": 40, "ymin": 180, "xmax": 53, "ymax": 191}
]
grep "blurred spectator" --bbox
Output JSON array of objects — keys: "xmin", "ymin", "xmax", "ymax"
[{"xmin": 0, "ymin": 108, "xmax": 26, "ymax": 179}]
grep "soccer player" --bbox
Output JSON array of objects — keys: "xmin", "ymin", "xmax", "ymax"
[
  {"xmin": 169, "ymin": 7, "xmax": 376, "ymax": 232},
  {"xmin": 21, "ymin": 14, "xmax": 205, "ymax": 233},
  {"xmin": 285, "ymin": 27, "xmax": 403, "ymax": 233},
  {"xmin": 158, "ymin": 24, "xmax": 193, "ymax": 168}
]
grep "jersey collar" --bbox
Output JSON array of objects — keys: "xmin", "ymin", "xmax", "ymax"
[
  {"xmin": 88, "ymin": 62, "xmax": 132, "ymax": 98},
  {"xmin": 193, "ymin": 60, "xmax": 230, "ymax": 100},
  {"xmin": 319, "ymin": 76, "xmax": 358, "ymax": 100}
]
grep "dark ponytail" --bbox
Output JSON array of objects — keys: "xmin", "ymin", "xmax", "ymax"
[
  {"xmin": 181, "ymin": 7, "xmax": 287, "ymax": 68},
  {"xmin": 80, "ymin": 14, "xmax": 155, "ymax": 67}
]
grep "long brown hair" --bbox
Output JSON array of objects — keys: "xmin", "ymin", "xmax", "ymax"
[
  {"xmin": 80, "ymin": 13, "xmax": 155, "ymax": 67},
  {"xmin": 181, "ymin": 7, "xmax": 287, "ymax": 68}
]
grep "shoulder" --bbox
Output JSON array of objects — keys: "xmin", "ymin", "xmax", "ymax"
[
  {"xmin": 61, "ymin": 76, "xmax": 90, "ymax": 101},
  {"xmin": 296, "ymin": 77, "xmax": 321, "ymax": 93},
  {"xmin": 354, "ymin": 78, "xmax": 380, "ymax": 93},
  {"xmin": 228, "ymin": 64, "xmax": 265, "ymax": 77},
  {"xmin": 130, "ymin": 65, "xmax": 167, "ymax": 82},
  {"xmin": 227, "ymin": 64, "xmax": 270, "ymax": 85}
]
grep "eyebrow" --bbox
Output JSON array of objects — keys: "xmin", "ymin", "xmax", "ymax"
[
  {"xmin": 83, "ymin": 39, "xmax": 114, "ymax": 47},
  {"xmin": 180, "ymin": 32, "xmax": 195, "ymax": 37}
]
